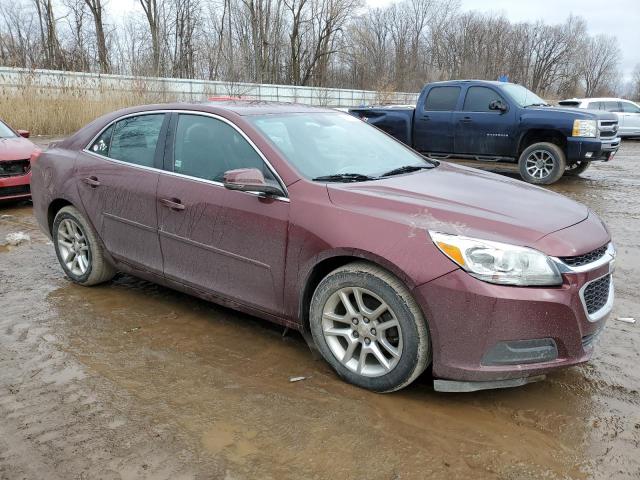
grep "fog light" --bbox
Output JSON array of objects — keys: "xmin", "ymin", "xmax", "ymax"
[
  {"xmin": 481, "ymin": 339, "xmax": 558, "ymax": 366},
  {"xmin": 585, "ymin": 152, "xmax": 593, "ymax": 158}
]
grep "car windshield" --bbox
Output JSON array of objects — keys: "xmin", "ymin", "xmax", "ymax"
[
  {"xmin": 0, "ymin": 120, "xmax": 17, "ymax": 138},
  {"xmin": 499, "ymin": 84, "xmax": 548, "ymax": 107},
  {"xmin": 247, "ymin": 113, "xmax": 435, "ymax": 181}
]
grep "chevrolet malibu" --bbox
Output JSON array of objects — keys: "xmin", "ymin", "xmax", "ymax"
[{"xmin": 30, "ymin": 102, "xmax": 615, "ymax": 393}]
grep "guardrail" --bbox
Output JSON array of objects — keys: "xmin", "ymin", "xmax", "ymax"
[{"xmin": 0, "ymin": 67, "xmax": 418, "ymax": 107}]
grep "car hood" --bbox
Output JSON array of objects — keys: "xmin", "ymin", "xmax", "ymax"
[
  {"xmin": 326, "ymin": 163, "xmax": 590, "ymax": 250},
  {"xmin": 0, "ymin": 136, "xmax": 36, "ymax": 161},
  {"xmin": 525, "ymin": 105, "xmax": 618, "ymax": 121}
]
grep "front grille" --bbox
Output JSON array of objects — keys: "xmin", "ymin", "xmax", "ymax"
[
  {"xmin": 0, "ymin": 184, "xmax": 30, "ymax": 197},
  {"xmin": 581, "ymin": 329, "xmax": 602, "ymax": 349},
  {"xmin": 561, "ymin": 244, "xmax": 608, "ymax": 267},
  {"xmin": 0, "ymin": 159, "xmax": 30, "ymax": 177},
  {"xmin": 599, "ymin": 120, "xmax": 619, "ymax": 139},
  {"xmin": 583, "ymin": 275, "xmax": 611, "ymax": 315}
]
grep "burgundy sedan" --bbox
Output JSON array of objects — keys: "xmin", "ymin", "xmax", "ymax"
[
  {"xmin": 0, "ymin": 119, "xmax": 36, "ymax": 201},
  {"xmin": 30, "ymin": 102, "xmax": 615, "ymax": 393}
]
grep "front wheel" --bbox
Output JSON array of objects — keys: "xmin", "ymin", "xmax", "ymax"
[
  {"xmin": 309, "ymin": 262, "xmax": 431, "ymax": 393},
  {"xmin": 565, "ymin": 161, "xmax": 590, "ymax": 176},
  {"xmin": 518, "ymin": 142, "xmax": 566, "ymax": 185}
]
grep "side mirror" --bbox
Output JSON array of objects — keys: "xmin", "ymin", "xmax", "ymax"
[
  {"xmin": 489, "ymin": 100, "xmax": 508, "ymax": 113},
  {"xmin": 17, "ymin": 129, "xmax": 30, "ymax": 138},
  {"xmin": 223, "ymin": 168, "xmax": 283, "ymax": 196}
]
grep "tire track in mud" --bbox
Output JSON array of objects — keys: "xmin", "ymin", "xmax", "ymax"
[{"xmin": 0, "ymin": 213, "xmax": 223, "ymax": 480}]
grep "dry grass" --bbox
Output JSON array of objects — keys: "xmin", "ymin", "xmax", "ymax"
[{"xmin": 0, "ymin": 80, "xmax": 182, "ymax": 135}]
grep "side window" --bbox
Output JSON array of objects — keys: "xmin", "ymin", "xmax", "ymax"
[
  {"xmin": 107, "ymin": 114, "xmax": 165, "ymax": 167},
  {"xmin": 424, "ymin": 86, "xmax": 460, "ymax": 111},
  {"xmin": 89, "ymin": 124, "xmax": 114, "ymax": 156},
  {"xmin": 621, "ymin": 102, "xmax": 640, "ymax": 113},
  {"xmin": 463, "ymin": 87, "xmax": 505, "ymax": 112},
  {"xmin": 603, "ymin": 101, "xmax": 623, "ymax": 112},
  {"xmin": 173, "ymin": 114, "xmax": 277, "ymax": 184},
  {"xmin": 588, "ymin": 101, "xmax": 603, "ymax": 110}
]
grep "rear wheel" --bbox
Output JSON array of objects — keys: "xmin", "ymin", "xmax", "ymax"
[
  {"xmin": 565, "ymin": 161, "xmax": 590, "ymax": 176},
  {"xmin": 518, "ymin": 142, "xmax": 566, "ymax": 185},
  {"xmin": 309, "ymin": 262, "xmax": 431, "ymax": 393},
  {"xmin": 52, "ymin": 206, "xmax": 116, "ymax": 286}
]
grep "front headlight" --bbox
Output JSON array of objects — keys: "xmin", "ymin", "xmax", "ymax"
[
  {"xmin": 572, "ymin": 119, "xmax": 597, "ymax": 138},
  {"xmin": 429, "ymin": 231, "xmax": 562, "ymax": 286}
]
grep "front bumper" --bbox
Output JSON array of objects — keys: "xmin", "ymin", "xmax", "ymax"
[
  {"xmin": 0, "ymin": 170, "xmax": 32, "ymax": 200},
  {"xmin": 413, "ymin": 258, "xmax": 613, "ymax": 385},
  {"xmin": 566, "ymin": 136, "xmax": 620, "ymax": 162}
]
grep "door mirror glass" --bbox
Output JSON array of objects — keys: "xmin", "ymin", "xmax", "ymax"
[
  {"xmin": 17, "ymin": 129, "xmax": 30, "ymax": 138},
  {"xmin": 223, "ymin": 168, "xmax": 283, "ymax": 196},
  {"xmin": 488, "ymin": 100, "xmax": 508, "ymax": 113}
]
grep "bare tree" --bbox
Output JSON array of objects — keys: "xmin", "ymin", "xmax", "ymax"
[
  {"xmin": 580, "ymin": 34, "xmax": 620, "ymax": 97},
  {"xmin": 84, "ymin": 0, "xmax": 109, "ymax": 73}
]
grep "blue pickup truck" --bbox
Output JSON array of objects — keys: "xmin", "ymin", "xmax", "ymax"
[{"xmin": 349, "ymin": 80, "xmax": 621, "ymax": 184}]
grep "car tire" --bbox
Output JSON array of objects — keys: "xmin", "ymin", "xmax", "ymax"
[
  {"xmin": 52, "ymin": 206, "xmax": 116, "ymax": 286},
  {"xmin": 565, "ymin": 161, "xmax": 590, "ymax": 176},
  {"xmin": 309, "ymin": 262, "xmax": 431, "ymax": 393},
  {"xmin": 518, "ymin": 142, "xmax": 567, "ymax": 185}
]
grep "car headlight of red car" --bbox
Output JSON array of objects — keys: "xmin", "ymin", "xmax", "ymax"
[{"xmin": 429, "ymin": 231, "xmax": 562, "ymax": 286}]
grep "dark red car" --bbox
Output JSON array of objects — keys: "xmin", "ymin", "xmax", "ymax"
[
  {"xmin": 0, "ymin": 119, "xmax": 36, "ymax": 201},
  {"xmin": 30, "ymin": 102, "xmax": 615, "ymax": 393}
]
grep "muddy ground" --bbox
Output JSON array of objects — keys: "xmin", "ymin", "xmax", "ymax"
[{"xmin": 1, "ymin": 138, "xmax": 639, "ymax": 480}]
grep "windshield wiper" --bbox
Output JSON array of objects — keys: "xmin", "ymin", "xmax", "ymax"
[
  {"xmin": 312, "ymin": 173, "xmax": 376, "ymax": 182},
  {"xmin": 525, "ymin": 103, "xmax": 550, "ymax": 107},
  {"xmin": 379, "ymin": 164, "xmax": 434, "ymax": 178}
]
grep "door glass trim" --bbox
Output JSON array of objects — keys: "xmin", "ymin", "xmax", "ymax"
[{"xmin": 83, "ymin": 109, "xmax": 290, "ymax": 200}]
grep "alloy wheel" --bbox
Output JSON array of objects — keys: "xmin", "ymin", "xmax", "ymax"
[
  {"xmin": 321, "ymin": 286, "xmax": 403, "ymax": 377},
  {"xmin": 525, "ymin": 150, "xmax": 556, "ymax": 179},
  {"xmin": 57, "ymin": 218, "xmax": 91, "ymax": 277}
]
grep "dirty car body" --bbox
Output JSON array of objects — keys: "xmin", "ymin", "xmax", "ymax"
[
  {"xmin": 30, "ymin": 102, "xmax": 615, "ymax": 393},
  {"xmin": 0, "ymin": 119, "xmax": 35, "ymax": 201}
]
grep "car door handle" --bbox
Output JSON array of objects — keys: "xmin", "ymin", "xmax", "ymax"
[
  {"xmin": 159, "ymin": 198, "xmax": 185, "ymax": 211},
  {"xmin": 460, "ymin": 117, "xmax": 472, "ymax": 123},
  {"xmin": 421, "ymin": 115, "xmax": 430, "ymax": 120},
  {"xmin": 82, "ymin": 176, "xmax": 101, "ymax": 187}
]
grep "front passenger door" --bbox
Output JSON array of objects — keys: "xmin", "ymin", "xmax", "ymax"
[
  {"xmin": 620, "ymin": 101, "xmax": 640, "ymax": 136},
  {"xmin": 158, "ymin": 113, "xmax": 290, "ymax": 315}
]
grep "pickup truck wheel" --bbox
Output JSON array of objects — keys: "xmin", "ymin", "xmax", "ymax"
[
  {"xmin": 565, "ymin": 161, "xmax": 590, "ymax": 176},
  {"xmin": 518, "ymin": 142, "xmax": 566, "ymax": 185},
  {"xmin": 309, "ymin": 262, "xmax": 431, "ymax": 393}
]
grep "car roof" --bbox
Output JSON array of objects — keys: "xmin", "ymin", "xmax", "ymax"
[
  {"xmin": 426, "ymin": 79, "xmax": 509, "ymax": 87},
  {"xmin": 162, "ymin": 100, "xmax": 337, "ymax": 116},
  {"xmin": 561, "ymin": 97, "xmax": 633, "ymax": 103}
]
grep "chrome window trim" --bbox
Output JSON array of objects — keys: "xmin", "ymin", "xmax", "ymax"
[
  {"xmin": 82, "ymin": 109, "xmax": 290, "ymax": 201},
  {"xmin": 551, "ymin": 242, "xmax": 616, "ymax": 274},
  {"xmin": 579, "ymin": 272, "xmax": 615, "ymax": 323}
]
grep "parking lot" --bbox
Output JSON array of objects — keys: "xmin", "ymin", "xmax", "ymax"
[{"xmin": 1, "ymin": 139, "xmax": 639, "ymax": 480}]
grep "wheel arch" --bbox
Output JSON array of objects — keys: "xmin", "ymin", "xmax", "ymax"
[
  {"xmin": 298, "ymin": 249, "xmax": 416, "ymax": 333},
  {"xmin": 47, "ymin": 198, "xmax": 74, "ymax": 234},
  {"xmin": 518, "ymin": 129, "xmax": 567, "ymax": 156}
]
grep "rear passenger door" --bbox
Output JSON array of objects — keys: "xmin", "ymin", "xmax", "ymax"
[
  {"xmin": 157, "ymin": 112, "xmax": 290, "ymax": 315},
  {"xmin": 413, "ymin": 86, "xmax": 460, "ymax": 154},
  {"xmin": 76, "ymin": 113, "xmax": 168, "ymax": 274}
]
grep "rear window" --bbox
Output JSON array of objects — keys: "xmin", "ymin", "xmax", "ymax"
[
  {"xmin": 603, "ymin": 101, "xmax": 622, "ymax": 112},
  {"xmin": 424, "ymin": 86, "xmax": 460, "ymax": 111}
]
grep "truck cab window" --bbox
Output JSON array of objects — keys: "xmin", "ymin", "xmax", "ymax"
[{"xmin": 424, "ymin": 87, "xmax": 460, "ymax": 111}]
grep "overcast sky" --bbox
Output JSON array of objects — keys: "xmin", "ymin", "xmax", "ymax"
[{"xmin": 367, "ymin": 0, "xmax": 639, "ymax": 81}]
